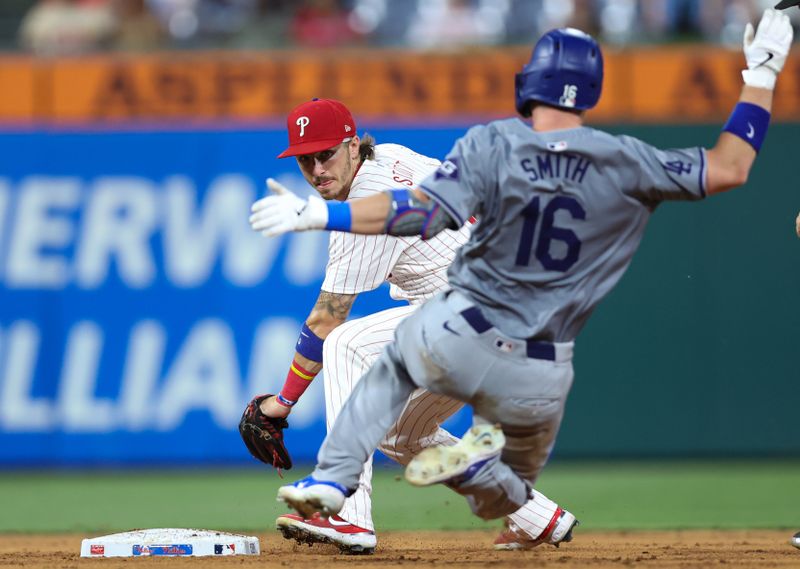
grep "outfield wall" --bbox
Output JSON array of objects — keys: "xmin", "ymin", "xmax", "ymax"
[{"xmin": 0, "ymin": 121, "xmax": 797, "ymax": 466}]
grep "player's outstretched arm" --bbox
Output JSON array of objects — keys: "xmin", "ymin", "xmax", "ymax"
[
  {"xmin": 250, "ymin": 179, "xmax": 454, "ymax": 239},
  {"xmin": 249, "ymin": 178, "xmax": 394, "ymax": 237},
  {"xmin": 705, "ymin": 8, "xmax": 793, "ymax": 195}
]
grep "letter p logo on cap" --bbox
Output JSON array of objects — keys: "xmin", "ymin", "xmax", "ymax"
[
  {"xmin": 296, "ymin": 116, "xmax": 310, "ymax": 137},
  {"xmin": 277, "ymin": 98, "xmax": 357, "ymax": 159}
]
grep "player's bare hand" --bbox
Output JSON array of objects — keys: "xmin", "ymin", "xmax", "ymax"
[
  {"xmin": 795, "ymin": 211, "xmax": 800, "ymax": 237},
  {"xmin": 742, "ymin": 8, "xmax": 794, "ymax": 89},
  {"xmin": 249, "ymin": 178, "xmax": 329, "ymax": 237},
  {"xmin": 259, "ymin": 395, "xmax": 291, "ymax": 419}
]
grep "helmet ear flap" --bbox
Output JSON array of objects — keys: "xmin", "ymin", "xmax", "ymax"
[{"xmin": 514, "ymin": 72, "xmax": 533, "ymax": 118}]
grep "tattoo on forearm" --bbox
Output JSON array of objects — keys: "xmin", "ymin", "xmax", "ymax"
[{"xmin": 314, "ymin": 292, "xmax": 357, "ymax": 320}]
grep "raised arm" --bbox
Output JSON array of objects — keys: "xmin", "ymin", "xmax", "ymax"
[{"xmin": 705, "ymin": 9, "xmax": 793, "ymax": 195}]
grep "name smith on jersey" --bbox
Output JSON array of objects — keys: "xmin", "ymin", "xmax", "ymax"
[{"xmin": 520, "ymin": 153, "xmax": 593, "ymax": 184}]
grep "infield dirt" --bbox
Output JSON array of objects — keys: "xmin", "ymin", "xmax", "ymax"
[{"xmin": 1, "ymin": 530, "xmax": 798, "ymax": 568}]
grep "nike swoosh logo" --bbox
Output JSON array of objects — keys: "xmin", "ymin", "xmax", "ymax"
[
  {"xmin": 327, "ymin": 518, "xmax": 354, "ymax": 527},
  {"xmin": 746, "ymin": 123, "xmax": 755, "ymax": 139},
  {"xmin": 756, "ymin": 52, "xmax": 774, "ymax": 68},
  {"xmin": 442, "ymin": 321, "xmax": 460, "ymax": 336}
]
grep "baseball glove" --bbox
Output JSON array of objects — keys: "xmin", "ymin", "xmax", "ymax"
[{"xmin": 239, "ymin": 394, "xmax": 292, "ymax": 471}]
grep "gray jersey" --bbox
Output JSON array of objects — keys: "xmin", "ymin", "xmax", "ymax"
[{"xmin": 419, "ymin": 118, "xmax": 707, "ymax": 342}]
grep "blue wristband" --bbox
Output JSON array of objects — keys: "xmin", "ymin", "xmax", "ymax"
[
  {"xmin": 722, "ymin": 102, "xmax": 770, "ymax": 152},
  {"xmin": 276, "ymin": 394, "xmax": 296, "ymax": 407},
  {"xmin": 296, "ymin": 323, "xmax": 324, "ymax": 363},
  {"xmin": 324, "ymin": 202, "xmax": 352, "ymax": 232}
]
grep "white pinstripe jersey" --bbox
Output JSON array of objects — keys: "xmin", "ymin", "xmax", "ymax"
[{"xmin": 321, "ymin": 143, "xmax": 471, "ymax": 305}]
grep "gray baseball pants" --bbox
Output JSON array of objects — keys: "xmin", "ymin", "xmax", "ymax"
[{"xmin": 313, "ymin": 290, "xmax": 574, "ymax": 520}]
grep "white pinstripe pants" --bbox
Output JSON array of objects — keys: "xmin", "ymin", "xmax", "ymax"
[{"xmin": 322, "ymin": 302, "xmax": 565, "ymax": 538}]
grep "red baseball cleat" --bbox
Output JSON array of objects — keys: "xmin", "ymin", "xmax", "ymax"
[{"xmin": 276, "ymin": 512, "xmax": 376, "ymax": 555}]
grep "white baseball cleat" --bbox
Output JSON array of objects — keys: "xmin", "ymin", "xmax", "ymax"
[
  {"xmin": 494, "ymin": 508, "xmax": 578, "ymax": 550},
  {"xmin": 276, "ymin": 512, "xmax": 377, "ymax": 555},
  {"xmin": 277, "ymin": 476, "xmax": 350, "ymax": 519},
  {"xmin": 791, "ymin": 531, "xmax": 800, "ymax": 549},
  {"xmin": 405, "ymin": 424, "xmax": 505, "ymax": 487}
]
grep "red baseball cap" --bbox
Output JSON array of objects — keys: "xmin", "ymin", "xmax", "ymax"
[{"xmin": 277, "ymin": 98, "xmax": 357, "ymax": 158}]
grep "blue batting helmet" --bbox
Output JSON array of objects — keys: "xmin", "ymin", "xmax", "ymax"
[{"xmin": 515, "ymin": 28, "xmax": 604, "ymax": 116}]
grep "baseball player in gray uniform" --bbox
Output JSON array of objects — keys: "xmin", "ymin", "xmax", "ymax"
[{"xmin": 251, "ymin": 9, "xmax": 793, "ymax": 534}]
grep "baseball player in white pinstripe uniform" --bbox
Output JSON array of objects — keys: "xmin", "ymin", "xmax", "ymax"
[{"xmin": 249, "ymin": 98, "xmax": 576, "ymax": 554}]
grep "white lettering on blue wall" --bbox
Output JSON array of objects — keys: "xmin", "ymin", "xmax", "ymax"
[
  {"xmin": 0, "ymin": 175, "xmax": 328, "ymax": 290},
  {"xmin": 0, "ymin": 318, "xmax": 323, "ymax": 433},
  {"xmin": 6, "ymin": 178, "xmax": 81, "ymax": 288}
]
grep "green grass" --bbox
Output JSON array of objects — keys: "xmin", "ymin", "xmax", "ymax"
[{"xmin": 0, "ymin": 460, "xmax": 798, "ymax": 533}]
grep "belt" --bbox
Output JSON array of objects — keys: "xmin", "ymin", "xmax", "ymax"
[{"xmin": 459, "ymin": 306, "xmax": 556, "ymax": 362}]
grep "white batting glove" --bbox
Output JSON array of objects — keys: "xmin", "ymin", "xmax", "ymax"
[
  {"xmin": 795, "ymin": 211, "xmax": 800, "ymax": 238},
  {"xmin": 742, "ymin": 8, "xmax": 794, "ymax": 90},
  {"xmin": 249, "ymin": 178, "xmax": 329, "ymax": 237}
]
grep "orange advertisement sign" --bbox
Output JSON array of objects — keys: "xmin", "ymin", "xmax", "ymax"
[{"xmin": 1, "ymin": 47, "xmax": 799, "ymax": 124}]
